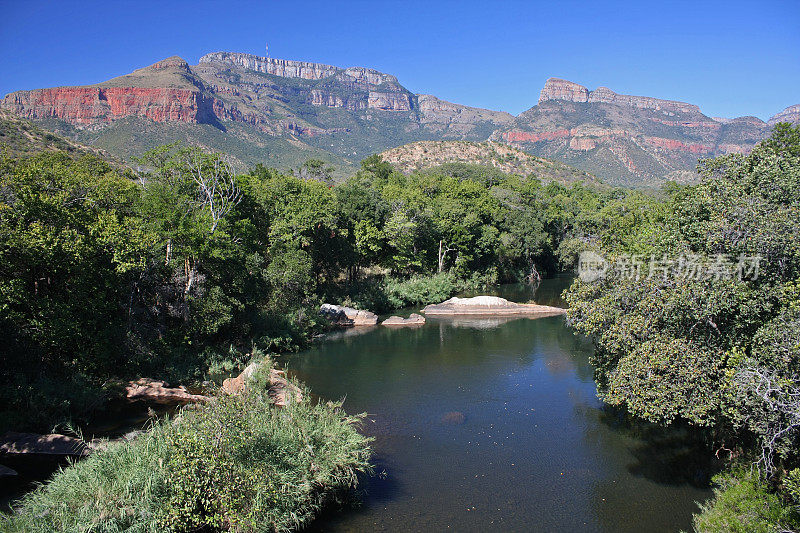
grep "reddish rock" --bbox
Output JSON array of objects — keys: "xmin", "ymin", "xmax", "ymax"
[
  {"xmin": 441, "ymin": 411, "xmax": 466, "ymax": 424},
  {"xmin": 422, "ymin": 296, "xmax": 566, "ymax": 317},
  {"xmin": 503, "ymin": 129, "xmax": 570, "ymax": 143},
  {"xmin": 320, "ymin": 304, "xmax": 378, "ymax": 326},
  {"xmin": 2, "ymin": 87, "xmax": 209, "ymax": 125},
  {"xmin": 381, "ymin": 313, "xmax": 426, "ymax": 326},
  {"xmin": 539, "ymin": 78, "xmax": 589, "ymax": 103},
  {"xmin": 125, "ymin": 378, "xmax": 208, "ymax": 405},
  {"xmin": 569, "ymin": 137, "xmax": 597, "ymax": 151},
  {"xmin": 0, "ymin": 432, "xmax": 90, "ymax": 458},
  {"xmin": 643, "ymin": 136, "xmax": 713, "ymax": 154},
  {"xmin": 222, "ymin": 362, "xmax": 303, "ymax": 407}
]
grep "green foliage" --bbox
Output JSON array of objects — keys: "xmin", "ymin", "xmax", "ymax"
[
  {"xmin": 693, "ymin": 470, "xmax": 800, "ymax": 533},
  {"xmin": 0, "ymin": 137, "xmax": 632, "ymax": 433},
  {"xmin": 384, "ymin": 272, "xmax": 463, "ymax": 309},
  {"xmin": 562, "ymin": 125, "xmax": 800, "ymax": 528},
  {"xmin": 3, "ymin": 363, "xmax": 373, "ymax": 533}
]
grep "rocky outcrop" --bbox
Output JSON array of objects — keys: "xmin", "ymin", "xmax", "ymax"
[
  {"xmin": 538, "ymin": 77, "xmax": 700, "ymax": 114},
  {"xmin": 381, "ymin": 313, "xmax": 426, "ymax": 326},
  {"xmin": 379, "ymin": 140, "xmax": 597, "ymax": 185},
  {"xmin": 0, "ymin": 432, "xmax": 90, "ymax": 458},
  {"xmin": 2, "ymin": 87, "xmax": 212, "ymax": 125},
  {"xmin": 221, "ymin": 361, "xmax": 302, "ymax": 407},
  {"xmin": 125, "ymin": 378, "xmax": 209, "ymax": 405},
  {"xmin": 200, "ymin": 52, "xmax": 341, "ymax": 80},
  {"xmin": 422, "ymin": 296, "xmax": 566, "ymax": 317},
  {"xmin": 320, "ymin": 304, "xmax": 378, "ymax": 326},
  {"xmin": 539, "ymin": 78, "xmax": 589, "ymax": 103},
  {"xmin": 417, "ymin": 94, "xmax": 514, "ymax": 135},
  {"xmin": 768, "ymin": 104, "xmax": 800, "ymax": 126}
]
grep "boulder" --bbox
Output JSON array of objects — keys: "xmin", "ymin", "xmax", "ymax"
[
  {"xmin": 320, "ymin": 303, "xmax": 378, "ymax": 326},
  {"xmin": 381, "ymin": 313, "xmax": 426, "ymax": 326},
  {"xmin": 221, "ymin": 361, "xmax": 261, "ymax": 395},
  {"xmin": 422, "ymin": 296, "xmax": 566, "ymax": 317},
  {"xmin": 267, "ymin": 369, "xmax": 303, "ymax": 407},
  {"xmin": 0, "ymin": 432, "xmax": 90, "ymax": 458},
  {"xmin": 125, "ymin": 378, "xmax": 209, "ymax": 405},
  {"xmin": 222, "ymin": 362, "xmax": 303, "ymax": 407}
]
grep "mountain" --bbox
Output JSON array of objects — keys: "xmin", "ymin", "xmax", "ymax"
[
  {"xmin": 1, "ymin": 53, "xmax": 797, "ymax": 186},
  {"xmin": 491, "ymin": 78, "xmax": 798, "ymax": 187},
  {"xmin": 0, "ymin": 109, "xmax": 117, "ymax": 160},
  {"xmin": 0, "ymin": 53, "xmax": 513, "ymax": 177},
  {"xmin": 380, "ymin": 141, "xmax": 600, "ymax": 186}
]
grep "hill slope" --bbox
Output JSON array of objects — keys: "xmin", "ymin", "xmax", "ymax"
[{"xmin": 380, "ymin": 141, "xmax": 600, "ymax": 186}]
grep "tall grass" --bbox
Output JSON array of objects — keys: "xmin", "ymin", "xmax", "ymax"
[{"xmin": 3, "ymin": 362, "xmax": 372, "ymax": 532}]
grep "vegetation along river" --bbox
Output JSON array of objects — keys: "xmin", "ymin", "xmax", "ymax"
[{"xmin": 286, "ymin": 279, "xmax": 713, "ymax": 532}]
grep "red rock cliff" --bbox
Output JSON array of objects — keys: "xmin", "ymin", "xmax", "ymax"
[{"xmin": 2, "ymin": 87, "xmax": 209, "ymax": 124}]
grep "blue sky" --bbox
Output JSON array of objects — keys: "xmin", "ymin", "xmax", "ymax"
[{"xmin": 0, "ymin": 0, "xmax": 798, "ymax": 120}]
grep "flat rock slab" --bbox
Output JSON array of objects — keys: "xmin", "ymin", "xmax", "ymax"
[
  {"xmin": 422, "ymin": 296, "xmax": 566, "ymax": 316},
  {"xmin": 382, "ymin": 313, "xmax": 426, "ymax": 326},
  {"xmin": 126, "ymin": 378, "xmax": 209, "ymax": 405},
  {"xmin": 0, "ymin": 432, "xmax": 90, "ymax": 457},
  {"xmin": 320, "ymin": 303, "xmax": 378, "ymax": 326}
]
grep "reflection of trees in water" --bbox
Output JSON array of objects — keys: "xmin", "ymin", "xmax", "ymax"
[
  {"xmin": 575, "ymin": 404, "xmax": 716, "ymax": 533},
  {"xmin": 593, "ymin": 405, "xmax": 718, "ymax": 487}
]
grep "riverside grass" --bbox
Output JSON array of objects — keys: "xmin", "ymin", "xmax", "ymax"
[{"xmin": 2, "ymin": 362, "xmax": 373, "ymax": 532}]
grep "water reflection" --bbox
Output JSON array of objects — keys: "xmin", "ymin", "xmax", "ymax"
[{"xmin": 287, "ymin": 280, "xmax": 710, "ymax": 532}]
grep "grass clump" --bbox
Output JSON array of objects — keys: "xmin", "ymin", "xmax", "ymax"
[
  {"xmin": 3, "ymin": 363, "xmax": 372, "ymax": 532},
  {"xmin": 692, "ymin": 470, "xmax": 800, "ymax": 533}
]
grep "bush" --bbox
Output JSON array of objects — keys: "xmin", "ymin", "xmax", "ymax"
[
  {"xmin": 384, "ymin": 272, "xmax": 462, "ymax": 309},
  {"xmin": 692, "ymin": 470, "xmax": 800, "ymax": 533},
  {"xmin": 3, "ymin": 362, "xmax": 373, "ymax": 532}
]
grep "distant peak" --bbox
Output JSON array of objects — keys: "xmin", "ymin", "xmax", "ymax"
[
  {"xmin": 538, "ymin": 77, "xmax": 700, "ymax": 115},
  {"xmin": 147, "ymin": 56, "xmax": 189, "ymax": 71},
  {"xmin": 539, "ymin": 78, "xmax": 589, "ymax": 104}
]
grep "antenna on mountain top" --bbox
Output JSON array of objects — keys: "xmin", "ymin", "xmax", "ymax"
[{"xmin": 265, "ymin": 43, "xmax": 269, "ymax": 59}]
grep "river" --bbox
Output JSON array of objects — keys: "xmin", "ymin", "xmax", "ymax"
[{"xmin": 285, "ymin": 278, "xmax": 712, "ymax": 532}]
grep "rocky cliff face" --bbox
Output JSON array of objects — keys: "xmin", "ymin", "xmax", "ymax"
[
  {"xmin": 494, "ymin": 77, "xmax": 796, "ymax": 187},
  {"xmin": 2, "ymin": 86, "xmax": 213, "ymax": 125},
  {"xmin": 1, "ymin": 52, "xmax": 518, "ymax": 174},
  {"xmin": 539, "ymin": 77, "xmax": 701, "ymax": 114},
  {"xmin": 768, "ymin": 104, "xmax": 800, "ymax": 126},
  {"xmin": 2, "ymin": 55, "xmax": 797, "ymax": 187}
]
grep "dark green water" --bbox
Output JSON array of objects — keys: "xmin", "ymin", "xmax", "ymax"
[{"xmin": 285, "ymin": 279, "xmax": 712, "ymax": 532}]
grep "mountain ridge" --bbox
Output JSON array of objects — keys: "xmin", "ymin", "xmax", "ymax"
[{"xmin": 2, "ymin": 53, "xmax": 797, "ymax": 186}]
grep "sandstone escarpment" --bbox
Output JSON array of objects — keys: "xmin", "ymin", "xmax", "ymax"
[
  {"xmin": 1, "ymin": 86, "xmax": 213, "ymax": 125},
  {"xmin": 538, "ymin": 77, "xmax": 701, "ymax": 115}
]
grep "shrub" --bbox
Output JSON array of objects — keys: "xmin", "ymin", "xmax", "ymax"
[
  {"xmin": 384, "ymin": 272, "xmax": 462, "ymax": 309},
  {"xmin": 3, "ymin": 362, "xmax": 372, "ymax": 532},
  {"xmin": 692, "ymin": 470, "xmax": 800, "ymax": 533}
]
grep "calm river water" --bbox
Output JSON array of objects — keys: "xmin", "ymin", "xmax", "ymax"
[{"xmin": 286, "ymin": 279, "xmax": 712, "ymax": 532}]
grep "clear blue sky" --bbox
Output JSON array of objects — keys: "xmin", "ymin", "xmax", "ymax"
[{"xmin": 1, "ymin": 0, "xmax": 798, "ymax": 120}]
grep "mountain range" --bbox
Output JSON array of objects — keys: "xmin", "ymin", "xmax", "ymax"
[{"xmin": 2, "ymin": 52, "xmax": 797, "ymax": 187}]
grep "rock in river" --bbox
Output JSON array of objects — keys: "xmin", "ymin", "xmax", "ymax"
[
  {"xmin": 381, "ymin": 313, "xmax": 426, "ymax": 326},
  {"xmin": 422, "ymin": 296, "xmax": 566, "ymax": 317},
  {"xmin": 125, "ymin": 378, "xmax": 209, "ymax": 405},
  {"xmin": 320, "ymin": 303, "xmax": 378, "ymax": 326}
]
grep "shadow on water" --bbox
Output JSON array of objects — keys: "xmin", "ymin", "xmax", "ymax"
[{"xmin": 598, "ymin": 405, "xmax": 716, "ymax": 488}]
